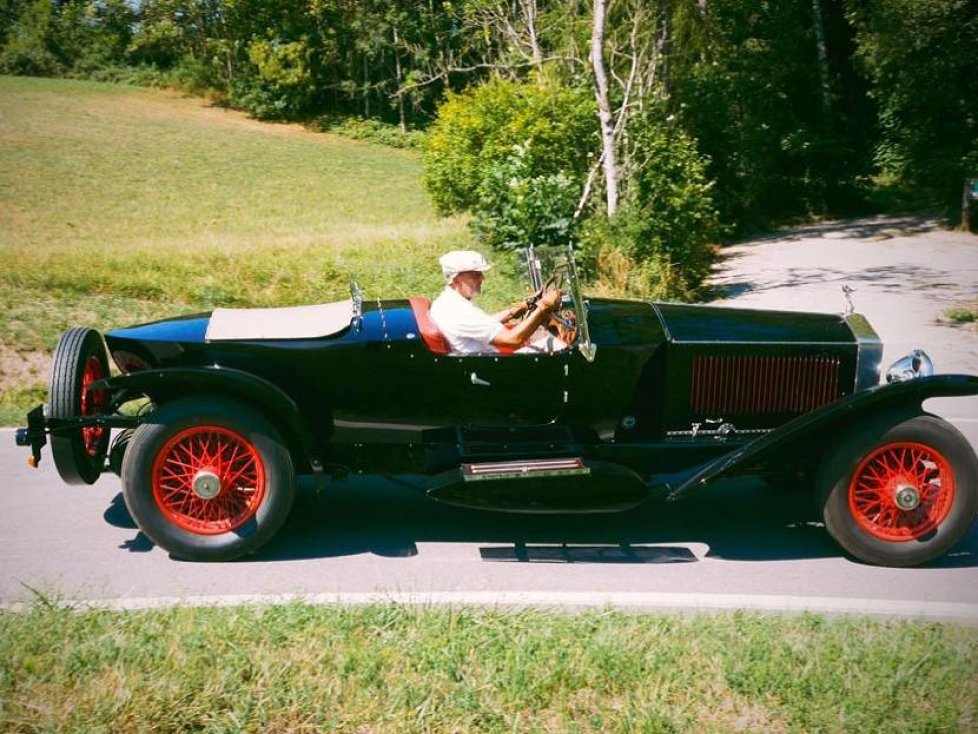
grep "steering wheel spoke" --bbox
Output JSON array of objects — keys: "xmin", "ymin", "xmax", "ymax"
[{"xmin": 525, "ymin": 269, "xmax": 565, "ymax": 312}]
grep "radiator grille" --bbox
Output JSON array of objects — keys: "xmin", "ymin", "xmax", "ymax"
[{"xmin": 691, "ymin": 355, "xmax": 841, "ymax": 416}]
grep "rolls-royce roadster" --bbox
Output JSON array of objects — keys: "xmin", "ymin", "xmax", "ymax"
[{"xmin": 15, "ymin": 246, "xmax": 978, "ymax": 566}]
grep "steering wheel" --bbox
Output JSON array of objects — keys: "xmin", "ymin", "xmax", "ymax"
[{"xmin": 525, "ymin": 270, "xmax": 563, "ymax": 313}]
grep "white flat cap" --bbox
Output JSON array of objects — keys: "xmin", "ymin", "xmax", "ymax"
[{"xmin": 439, "ymin": 250, "xmax": 492, "ymax": 281}]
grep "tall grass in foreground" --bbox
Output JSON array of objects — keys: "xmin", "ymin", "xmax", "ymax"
[{"xmin": 1, "ymin": 602, "xmax": 975, "ymax": 733}]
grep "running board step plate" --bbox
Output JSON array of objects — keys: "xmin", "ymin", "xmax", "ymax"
[{"xmin": 462, "ymin": 458, "xmax": 590, "ymax": 482}]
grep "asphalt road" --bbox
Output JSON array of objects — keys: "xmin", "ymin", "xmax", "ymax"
[{"xmin": 2, "ymin": 215, "xmax": 977, "ymax": 620}]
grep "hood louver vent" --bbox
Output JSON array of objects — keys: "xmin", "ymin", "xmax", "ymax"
[{"xmin": 691, "ymin": 355, "xmax": 841, "ymax": 416}]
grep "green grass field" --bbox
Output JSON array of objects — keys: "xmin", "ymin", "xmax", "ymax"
[
  {"xmin": 0, "ymin": 75, "xmax": 526, "ymax": 424},
  {"xmin": 2, "ymin": 602, "xmax": 976, "ymax": 733}
]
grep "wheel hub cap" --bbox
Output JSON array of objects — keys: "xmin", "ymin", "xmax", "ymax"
[
  {"xmin": 192, "ymin": 470, "xmax": 222, "ymax": 500},
  {"xmin": 894, "ymin": 483, "xmax": 921, "ymax": 511}
]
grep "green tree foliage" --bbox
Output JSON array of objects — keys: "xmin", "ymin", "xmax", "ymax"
[
  {"xmin": 423, "ymin": 74, "xmax": 719, "ymax": 297},
  {"xmin": 422, "ymin": 77, "xmax": 595, "ymax": 216},
  {"xmin": 0, "ymin": 0, "xmax": 61, "ymax": 75},
  {"xmin": 668, "ymin": 0, "xmax": 873, "ymax": 229},
  {"xmin": 846, "ymin": 0, "xmax": 978, "ymax": 205},
  {"xmin": 583, "ymin": 116, "xmax": 721, "ymax": 298},
  {"xmin": 1, "ymin": 0, "xmax": 133, "ymax": 76},
  {"xmin": 229, "ymin": 38, "xmax": 316, "ymax": 119},
  {"xmin": 472, "ymin": 142, "xmax": 581, "ymax": 251}
]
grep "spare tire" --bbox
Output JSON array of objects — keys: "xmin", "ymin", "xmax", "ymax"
[{"xmin": 49, "ymin": 327, "xmax": 111, "ymax": 485}]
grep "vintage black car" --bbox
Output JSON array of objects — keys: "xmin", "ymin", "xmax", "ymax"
[{"xmin": 16, "ymin": 246, "xmax": 978, "ymax": 566}]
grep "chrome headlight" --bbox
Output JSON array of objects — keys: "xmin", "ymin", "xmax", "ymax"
[{"xmin": 885, "ymin": 349, "xmax": 934, "ymax": 383}]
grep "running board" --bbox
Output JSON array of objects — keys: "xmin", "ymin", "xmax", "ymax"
[
  {"xmin": 428, "ymin": 458, "xmax": 647, "ymax": 513},
  {"xmin": 462, "ymin": 457, "xmax": 590, "ymax": 482}
]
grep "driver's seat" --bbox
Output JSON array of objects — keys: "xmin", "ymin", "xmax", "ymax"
[{"xmin": 408, "ymin": 297, "xmax": 450, "ymax": 354}]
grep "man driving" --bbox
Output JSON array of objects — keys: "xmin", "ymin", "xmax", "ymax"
[{"xmin": 430, "ymin": 250, "xmax": 566, "ymax": 354}]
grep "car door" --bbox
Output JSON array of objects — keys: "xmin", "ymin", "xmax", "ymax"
[{"xmin": 447, "ymin": 350, "xmax": 569, "ymax": 427}]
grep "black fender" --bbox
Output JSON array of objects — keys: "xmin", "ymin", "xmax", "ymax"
[
  {"xmin": 95, "ymin": 367, "xmax": 323, "ymax": 474},
  {"xmin": 661, "ymin": 374, "xmax": 978, "ymax": 500}
]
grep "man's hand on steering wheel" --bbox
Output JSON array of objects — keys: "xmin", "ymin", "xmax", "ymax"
[
  {"xmin": 526, "ymin": 271, "xmax": 563, "ymax": 312},
  {"xmin": 538, "ymin": 288, "xmax": 562, "ymax": 312}
]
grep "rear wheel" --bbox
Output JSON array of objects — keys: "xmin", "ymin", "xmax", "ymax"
[
  {"xmin": 819, "ymin": 413, "xmax": 978, "ymax": 566},
  {"xmin": 49, "ymin": 327, "xmax": 110, "ymax": 485},
  {"xmin": 121, "ymin": 398, "xmax": 295, "ymax": 561}
]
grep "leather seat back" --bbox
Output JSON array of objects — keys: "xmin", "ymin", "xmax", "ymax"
[{"xmin": 408, "ymin": 297, "xmax": 450, "ymax": 354}]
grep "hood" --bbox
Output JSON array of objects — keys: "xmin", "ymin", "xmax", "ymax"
[{"xmin": 654, "ymin": 303, "xmax": 858, "ymax": 345}]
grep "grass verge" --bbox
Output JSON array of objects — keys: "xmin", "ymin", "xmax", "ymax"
[
  {"xmin": 0, "ymin": 385, "xmax": 45, "ymax": 426},
  {"xmin": 1, "ymin": 602, "xmax": 976, "ymax": 733},
  {"xmin": 946, "ymin": 304, "xmax": 978, "ymax": 326}
]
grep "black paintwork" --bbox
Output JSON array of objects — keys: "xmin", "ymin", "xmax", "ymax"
[{"xmin": 46, "ymin": 288, "xmax": 966, "ymax": 515}]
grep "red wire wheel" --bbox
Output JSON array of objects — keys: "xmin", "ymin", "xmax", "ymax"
[
  {"xmin": 820, "ymin": 414, "xmax": 978, "ymax": 567},
  {"xmin": 123, "ymin": 399, "xmax": 295, "ymax": 561},
  {"xmin": 80, "ymin": 356, "xmax": 108, "ymax": 457},
  {"xmin": 151, "ymin": 426, "xmax": 267, "ymax": 535},
  {"xmin": 848, "ymin": 441, "xmax": 955, "ymax": 541}
]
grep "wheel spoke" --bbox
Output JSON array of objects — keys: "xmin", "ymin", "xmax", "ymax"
[
  {"xmin": 848, "ymin": 441, "xmax": 955, "ymax": 542},
  {"xmin": 80, "ymin": 356, "xmax": 107, "ymax": 456},
  {"xmin": 152, "ymin": 426, "xmax": 266, "ymax": 535}
]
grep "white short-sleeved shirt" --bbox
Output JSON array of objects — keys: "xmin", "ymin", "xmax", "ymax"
[{"xmin": 429, "ymin": 287, "xmax": 503, "ymax": 354}]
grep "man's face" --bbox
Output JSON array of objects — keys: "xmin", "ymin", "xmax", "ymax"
[{"xmin": 453, "ymin": 270, "xmax": 484, "ymax": 299}]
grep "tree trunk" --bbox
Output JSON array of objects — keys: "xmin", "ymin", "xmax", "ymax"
[
  {"xmin": 811, "ymin": 0, "xmax": 832, "ymax": 117},
  {"xmin": 660, "ymin": 0, "xmax": 671, "ymax": 100},
  {"xmin": 964, "ymin": 179, "xmax": 974, "ymax": 232},
  {"xmin": 393, "ymin": 24, "xmax": 407, "ymax": 134},
  {"xmin": 591, "ymin": 0, "xmax": 619, "ymax": 217},
  {"xmin": 521, "ymin": 0, "xmax": 543, "ymax": 65},
  {"xmin": 363, "ymin": 54, "xmax": 370, "ymax": 118}
]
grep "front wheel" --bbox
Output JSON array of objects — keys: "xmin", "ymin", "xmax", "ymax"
[
  {"xmin": 819, "ymin": 413, "xmax": 978, "ymax": 567},
  {"xmin": 121, "ymin": 398, "xmax": 295, "ymax": 561}
]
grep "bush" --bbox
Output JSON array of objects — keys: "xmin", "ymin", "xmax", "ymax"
[
  {"xmin": 316, "ymin": 115, "xmax": 425, "ymax": 149},
  {"xmin": 0, "ymin": 35, "xmax": 62, "ymax": 75},
  {"xmin": 582, "ymin": 118, "xmax": 721, "ymax": 300},
  {"xmin": 472, "ymin": 143, "xmax": 580, "ymax": 251},
  {"xmin": 423, "ymin": 77, "xmax": 596, "ymax": 216}
]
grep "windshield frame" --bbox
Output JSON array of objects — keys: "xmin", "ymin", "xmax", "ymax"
[{"xmin": 519, "ymin": 245, "xmax": 596, "ymax": 362}]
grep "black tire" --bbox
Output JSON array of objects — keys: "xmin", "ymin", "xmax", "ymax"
[
  {"xmin": 819, "ymin": 412, "xmax": 978, "ymax": 567},
  {"xmin": 121, "ymin": 398, "xmax": 295, "ymax": 561},
  {"xmin": 49, "ymin": 327, "xmax": 111, "ymax": 485}
]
